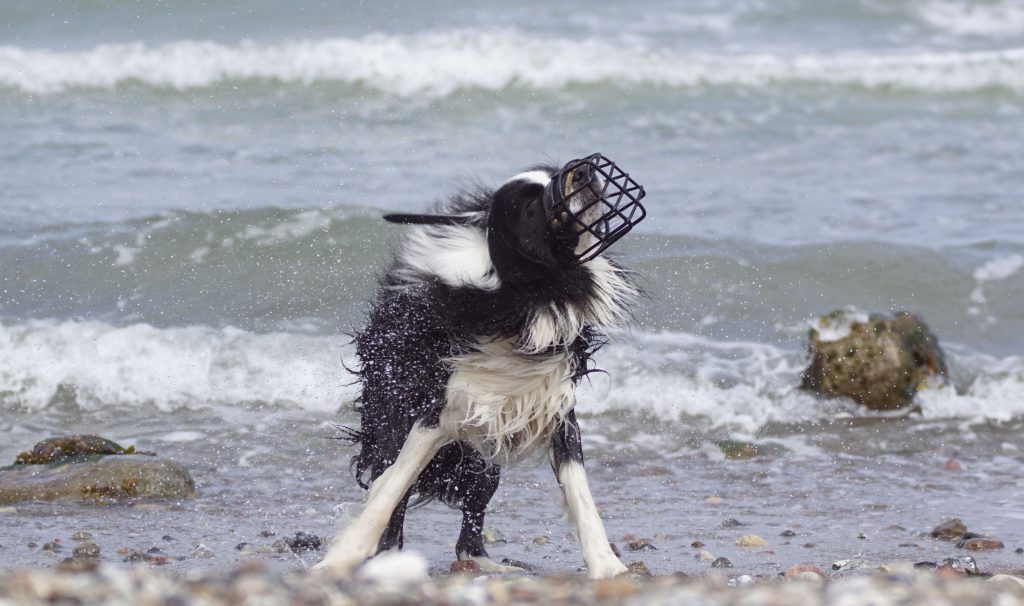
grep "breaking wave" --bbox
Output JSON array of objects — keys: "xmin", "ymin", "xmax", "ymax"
[
  {"xmin": 2, "ymin": 320, "xmax": 1022, "ymax": 435},
  {"xmin": 2, "ymin": 31, "xmax": 1023, "ymax": 96}
]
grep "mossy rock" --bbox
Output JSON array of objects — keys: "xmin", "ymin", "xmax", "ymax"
[
  {"xmin": 13, "ymin": 435, "xmax": 154, "ymax": 465},
  {"xmin": 0, "ymin": 455, "xmax": 194, "ymax": 505},
  {"xmin": 800, "ymin": 309, "xmax": 947, "ymax": 410}
]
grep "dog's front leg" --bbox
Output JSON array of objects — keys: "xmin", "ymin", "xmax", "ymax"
[
  {"xmin": 315, "ymin": 423, "xmax": 447, "ymax": 574},
  {"xmin": 549, "ymin": 410, "xmax": 627, "ymax": 579}
]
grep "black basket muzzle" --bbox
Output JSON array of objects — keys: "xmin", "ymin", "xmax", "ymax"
[{"xmin": 544, "ymin": 153, "xmax": 647, "ymax": 263}]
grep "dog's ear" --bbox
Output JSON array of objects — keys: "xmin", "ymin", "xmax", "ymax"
[{"xmin": 487, "ymin": 191, "xmax": 560, "ymax": 283}]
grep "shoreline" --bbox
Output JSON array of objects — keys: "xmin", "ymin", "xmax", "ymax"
[{"xmin": 2, "ymin": 558, "xmax": 1024, "ymax": 606}]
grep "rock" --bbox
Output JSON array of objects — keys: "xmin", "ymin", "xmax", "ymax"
[
  {"xmin": 625, "ymin": 539, "xmax": 657, "ymax": 552},
  {"xmin": 705, "ymin": 496, "xmax": 724, "ymax": 505},
  {"xmin": 729, "ymin": 575, "xmax": 755, "ymax": 587},
  {"xmin": 500, "ymin": 558, "xmax": 536, "ymax": 572},
  {"xmin": 72, "ymin": 543, "xmax": 100, "ymax": 558},
  {"xmin": 716, "ymin": 440, "xmax": 759, "ymax": 460},
  {"xmin": 697, "ymin": 551, "xmax": 715, "ymax": 562},
  {"xmin": 42, "ymin": 540, "xmax": 62, "ymax": 553},
  {"xmin": 736, "ymin": 534, "xmax": 768, "ymax": 548},
  {"xmin": 0, "ymin": 455, "xmax": 194, "ymax": 504},
  {"xmin": 930, "ymin": 518, "xmax": 968, "ymax": 541},
  {"xmin": 532, "ymin": 536, "xmax": 549, "ymax": 546},
  {"xmin": 800, "ymin": 309, "xmax": 947, "ymax": 410},
  {"xmin": 960, "ymin": 538, "xmax": 1005, "ymax": 551},
  {"xmin": 711, "ymin": 557, "xmax": 733, "ymax": 568},
  {"xmin": 71, "ymin": 532, "xmax": 93, "ymax": 542},
  {"xmin": 721, "ymin": 518, "xmax": 745, "ymax": 528},
  {"xmin": 626, "ymin": 561, "xmax": 652, "ymax": 576},
  {"xmin": 785, "ymin": 565, "xmax": 825, "ymax": 581},
  {"xmin": 57, "ymin": 556, "xmax": 99, "ymax": 572},
  {"xmin": 942, "ymin": 555, "xmax": 979, "ymax": 575},
  {"xmin": 482, "ymin": 528, "xmax": 505, "ymax": 544},
  {"xmin": 832, "ymin": 558, "xmax": 874, "ymax": 571},
  {"xmin": 989, "ymin": 574, "xmax": 1024, "ymax": 589},
  {"xmin": 259, "ymin": 530, "xmax": 276, "ymax": 538},
  {"xmin": 691, "ymin": 541, "xmax": 705, "ymax": 548},
  {"xmin": 450, "ymin": 560, "xmax": 481, "ymax": 574},
  {"xmin": 282, "ymin": 532, "xmax": 322, "ymax": 553},
  {"xmin": 594, "ymin": 577, "xmax": 637, "ymax": 599},
  {"xmin": 12, "ymin": 435, "xmax": 155, "ymax": 465},
  {"xmin": 780, "ymin": 530, "xmax": 797, "ymax": 537},
  {"xmin": 1016, "ymin": 547, "xmax": 1023, "ymax": 554},
  {"xmin": 161, "ymin": 535, "xmax": 175, "ymax": 542}
]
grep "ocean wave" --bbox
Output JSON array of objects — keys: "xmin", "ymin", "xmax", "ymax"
[
  {"xmin": 0, "ymin": 320, "xmax": 355, "ymax": 412},
  {"xmin": 2, "ymin": 320, "xmax": 1022, "ymax": 434},
  {"xmin": 2, "ymin": 31, "xmax": 1023, "ymax": 96},
  {"xmin": 917, "ymin": 0, "xmax": 1024, "ymax": 37}
]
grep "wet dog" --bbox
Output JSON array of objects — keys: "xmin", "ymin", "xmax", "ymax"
[{"xmin": 315, "ymin": 154, "xmax": 646, "ymax": 578}]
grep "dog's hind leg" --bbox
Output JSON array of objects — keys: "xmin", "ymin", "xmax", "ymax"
[
  {"xmin": 549, "ymin": 410, "xmax": 627, "ymax": 579},
  {"xmin": 315, "ymin": 423, "xmax": 447, "ymax": 574},
  {"xmin": 455, "ymin": 463, "xmax": 526, "ymax": 573}
]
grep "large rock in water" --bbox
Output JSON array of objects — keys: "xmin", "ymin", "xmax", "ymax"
[
  {"xmin": 800, "ymin": 309, "xmax": 948, "ymax": 410},
  {"xmin": 1, "ymin": 436, "xmax": 194, "ymax": 505}
]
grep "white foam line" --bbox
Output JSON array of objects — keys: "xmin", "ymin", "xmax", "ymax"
[{"xmin": 2, "ymin": 31, "xmax": 1023, "ymax": 96}]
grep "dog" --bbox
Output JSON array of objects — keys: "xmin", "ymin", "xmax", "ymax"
[{"xmin": 314, "ymin": 154, "xmax": 646, "ymax": 579}]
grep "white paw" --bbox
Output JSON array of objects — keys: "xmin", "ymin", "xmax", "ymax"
[
  {"xmin": 586, "ymin": 555, "xmax": 627, "ymax": 580},
  {"xmin": 312, "ymin": 547, "xmax": 370, "ymax": 575}
]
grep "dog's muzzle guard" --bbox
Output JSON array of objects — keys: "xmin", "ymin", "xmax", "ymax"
[
  {"xmin": 543, "ymin": 153, "xmax": 646, "ymax": 263},
  {"xmin": 384, "ymin": 153, "xmax": 647, "ymax": 263}
]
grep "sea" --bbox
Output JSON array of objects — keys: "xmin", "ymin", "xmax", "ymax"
[{"xmin": 1, "ymin": 0, "xmax": 1023, "ymax": 575}]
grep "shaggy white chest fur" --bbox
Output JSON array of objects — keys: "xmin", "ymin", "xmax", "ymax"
[{"xmin": 441, "ymin": 339, "xmax": 576, "ymax": 465}]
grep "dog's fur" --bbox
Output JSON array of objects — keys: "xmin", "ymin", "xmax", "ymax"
[{"xmin": 315, "ymin": 165, "xmax": 639, "ymax": 579}]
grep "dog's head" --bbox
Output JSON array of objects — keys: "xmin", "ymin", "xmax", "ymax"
[
  {"xmin": 486, "ymin": 154, "xmax": 646, "ymax": 284},
  {"xmin": 384, "ymin": 153, "xmax": 645, "ymax": 289}
]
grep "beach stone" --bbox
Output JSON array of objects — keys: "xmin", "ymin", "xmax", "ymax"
[
  {"xmin": 930, "ymin": 518, "xmax": 968, "ymax": 540},
  {"xmin": 736, "ymin": 534, "xmax": 768, "ymax": 548},
  {"xmin": 42, "ymin": 540, "xmax": 62, "ymax": 553},
  {"xmin": 57, "ymin": 556, "xmax": 99, "ymax": 572},
  {"xmin": 625, "ymin": 539, "xmax": 657, "ymax": 552},
  {"xmin": 12, "ymin": 435, "xmax": 155, "ymax": 465},
  {"xmin": 72, "ymin": 542, "xmax": 100, "ymax": 558},
  {"xmin": 0, "ymin": 455, "xmax": 194, "ymax": 504},
  {"xmin": 942, "ymin": 555, "xmax": 979, "ymax": 575},
  {"xmin": 594, "ymin": 577, "xmax": 637, "ymax": 599},
  {"xmin": 960, "ymin": 538, "xmax": 1005, "ymax": 551},
  {"xmin": 722, "ymin": 518, "xmax": 745, "ymax": 528},
  {"xmin": 711, "ymin": 557, "xmax": 733, "ymax": 568},
  {"xmin": 626, "ymin": 560, "xmax": 652, "ymax": 576},
  {"xmin": 532, "ymin": 536, "xmax": 549, "ymax": 546},
  {"xmin": 691, "ymin": 540, "xmax": 705, "ymax": 548},
  {"xmin": 716, "ymin": 440, "xmax": 759, "ymax": 460},
  {"xmin": 800, "ymin": 309, "xmax": 947, "ymax": 410},
  {"xmin": 785, "ymin": 565, "xmax": 825, "ymax": 581},
  {"xmin": 71, "ymin": 532, "xmax": 93, "ymax": 542},
  {"xmin": 450, "ymin": 560, "xmax": 481, "ymax": 574},
  {"xmin": 697, "ymin": 550, "xmax": 715, "ymax": 562},
  {"xmin": 282, "ymin": 531, "xmax": 322, "ymax": 552},
  {"xmin": 1016, "ymin": 547, "xmax": 1023, "ymax": 554},
  {"xmin": 989, "ymin": 574, "xmax": 1024, "ymax": 589},
  {"xmin": 482, "ymin": 528, "xmax": 505, "ymax": 544},
  {"xmin": 781, "ymin": 530, "xmax": 797, "ymax": 537}
]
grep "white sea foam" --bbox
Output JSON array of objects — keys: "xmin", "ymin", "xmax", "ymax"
[
  {"xmin": 2, "ymin": 320, "xmax": 1022, "ymax": 431},
  {"xmin": 973, "ymin": 253, "xmax": 1024, "ymax": 282},
  {"xmin": 1, "ymin": 32, "xmax": 1023, "ymax": 96},
  {"xmin": 918, "ymin": 0, "xmax": 1024, "ymax": 37},
  {"xmin": 0, "ymin": 320, "xmax": 355, "ymax": 412}
]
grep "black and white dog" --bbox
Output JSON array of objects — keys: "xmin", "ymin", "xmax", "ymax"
[{"xmin": 315, "ymin": 154, "xmax": 646, "ymax": 579}]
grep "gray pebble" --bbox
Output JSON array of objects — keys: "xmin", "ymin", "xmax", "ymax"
[
  {"xmin": 72, "ymin": 543, "xmax": 100, "ymax": 558},
  {"xmin": 711, "ymin": 557, "xmax": 733, "ymax": 568}
]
